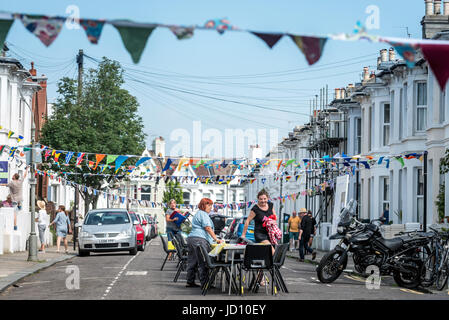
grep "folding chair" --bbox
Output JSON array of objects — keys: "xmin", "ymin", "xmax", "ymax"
[
  {"xmin": 242, "ymin": 244, "xmax": 275, "ymax": 295},
  {"xmin": 160, "ymin": 235, "xmax": 176, "ymax": 271},
  {"xmin": 273, "ymin": 243, "xmax": 289, "ymax": 293}
]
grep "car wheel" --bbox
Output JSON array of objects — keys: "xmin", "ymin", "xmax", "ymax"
[
  {"xmin": 78, "ymin": 247, "xmax": 90, "ymax": 257},
  {"xmin": 138, "ymin": 240, "xmax": 146, "ymax": 251},
  {"xmin": 129, "ymin": 245, "xmax": 138, "ymax": 255}
]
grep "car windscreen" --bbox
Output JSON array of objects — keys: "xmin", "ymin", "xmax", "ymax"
[{"xmin": 85, "ymin": 212, "xmax": 130, "ymax": 225}]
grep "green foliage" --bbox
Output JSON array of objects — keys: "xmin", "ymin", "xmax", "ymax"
[
  {"xmin": 436, "ymin": 184, "xmax": 445, "ymax": 223},
  {"xmin": 162, "ymin": 180, "xmax": 184, "ymax": 205},
  {"xmin": 40, "ymin": 57, "xmax": 146, "ymax": 211}
]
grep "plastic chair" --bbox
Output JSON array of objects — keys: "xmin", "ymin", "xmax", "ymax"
[
  {"xmin": 160, "ymin": 235, "xmax": 176, "ymax": 271},
  {"xmin": 273, "ymin": 244, "xmax": 289, "ymax": 293},
  {"xmin": 242, "ymin": 244, "xmax": 275, "ymax": 295}
]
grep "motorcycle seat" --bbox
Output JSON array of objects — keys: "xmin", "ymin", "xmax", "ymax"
[{"xmin": 378, "ymin": 238, "xmax": 403, "ymax": 251}]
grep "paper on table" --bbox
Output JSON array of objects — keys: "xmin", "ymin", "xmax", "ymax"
[{"xmin": 209, "ymin": 242, "xmax": 226, "ymax": 257}]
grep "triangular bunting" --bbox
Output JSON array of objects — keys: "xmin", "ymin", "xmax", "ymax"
[
  {"xmin": 18, "ymin": 14, "xmax": 64, "ymax": 47},
  {"xmin": 79, "ymin": 19, "xmax": 105, "ymax": 44},
  {"xmin": 251, "ymin": 32, "xmax": 283, "ymax": 49},
  {"xmin": 290, "ymin": 35, "xmax": 328, "ymax": 65}
]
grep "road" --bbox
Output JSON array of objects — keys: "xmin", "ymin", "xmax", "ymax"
[{"xmin": 1, "ymin": 237, "xmax": 448, "ymax": 300}]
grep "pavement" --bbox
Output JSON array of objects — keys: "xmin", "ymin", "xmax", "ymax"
[{"xmin": 0, "ymin": 245, "xmax": 77, "ymax": 293}]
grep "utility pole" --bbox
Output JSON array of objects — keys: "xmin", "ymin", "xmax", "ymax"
[
  {"xmin": 74, "ymin": 49, "xmax": 83, "ymax": 250},
  {"xmin": 27, "ymin": 117, "xmax": 38, "ymax": 261}
]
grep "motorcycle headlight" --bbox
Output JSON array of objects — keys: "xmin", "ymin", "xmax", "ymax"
[{"xmin": 337, "ymin": 226, "xmax": 345, "ymax": 234}]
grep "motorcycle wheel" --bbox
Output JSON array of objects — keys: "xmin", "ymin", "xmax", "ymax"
[
  {"xmin": 317, "ymin": 250, "xmax": 348, "ymax": 283},
  {"xmin": 436, "ymin": 265, "xmax": 449, "ymax": 291},
  {"xmin": 393, "ymin": 261, "xmax": 422, "ymax": 289}
]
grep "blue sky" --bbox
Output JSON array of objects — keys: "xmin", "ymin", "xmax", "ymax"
[{"xmin": 2, "ymin": 0, "xmax": 424, "ymax": 158}]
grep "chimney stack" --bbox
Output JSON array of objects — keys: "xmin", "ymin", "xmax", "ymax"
[
  {"xmin": 425, "ymin": 0, "xmax": 434, "ymax": 15},
  {"xmin": 380, "ymin": 49, "xmax": 388, "ymax": 62},
  {"xmin": 389, "ymin": 47, "xmax": 396, "ymax": 61},
  {"xmin": 29, "ymin": 62, "xmax": 36, "ymax": 76},
  {"xmin": 340, "ymin": 88, "xmax": 346, "ymax": 99},
  {"xmin": 435, "ymin": 0, "xmax": 442, "ymax": 14}
]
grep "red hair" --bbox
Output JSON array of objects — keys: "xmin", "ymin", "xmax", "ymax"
[{"xmin": 198, "ymin": 198, "xmax": 213, "ymax": 211}]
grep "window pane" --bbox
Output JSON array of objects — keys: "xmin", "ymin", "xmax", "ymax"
[
  {"xmin": 384, "ymin": 104, "xmax": 390, "ymax": 124},
  {"xmin": 141, "ymin": 185, "xmax": 151, "ymax": 193},
  {"xmin": 141, "ymin": 194, "xmax": 151, "ymax": 201},
  {"xmin": 417, "ymin": 82, "xmax": 427, "ymax": 106},
  {"xmin": 383, "ymin": 125, "xmax": 390, "ymax": 146},
  {"xmin": 383, "ymin": 178, "xmax": 389, "ymax": 201},
  {"xmin": 417, "ymin": 108, "xmax": 426, "ymax": 131},
  {"xmin": 440, "ymin": 90, "xmax": 446, "ymax": 123}
]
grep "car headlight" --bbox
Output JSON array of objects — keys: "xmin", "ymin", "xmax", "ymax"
[
  {"xmin": 337, "ymin": 226, "xmax": 345, "ymax": 234},
  {"xmin": 80, "ymin": 231, "xmax": 91, "ymax": 238},
  {"xmin": 120, "ymin": 229, "xmax": 132, "ymax": 237}
]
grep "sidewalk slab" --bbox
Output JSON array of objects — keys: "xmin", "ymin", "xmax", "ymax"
[{"xmin": 0, "ymin": 246, "xmax": 77, "ymax": 293}]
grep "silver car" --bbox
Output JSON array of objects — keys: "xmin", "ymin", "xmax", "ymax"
[{"xmin": 77, "ymin": 209, "xmax": 138, "ymax": 256}]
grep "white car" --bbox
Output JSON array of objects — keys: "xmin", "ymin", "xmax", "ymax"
[{"xmin": 136, "ymin": 212, "xmax": 150, "ymax": 241}]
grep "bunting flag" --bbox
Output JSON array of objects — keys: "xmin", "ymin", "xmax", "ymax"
[
  {"xmin": 251, "ymin": 32, "xmax": 283, "ymax": 49},
  {"xmin": 54, "ymin": 150, "xmax": 62, "ymax": 162},
  {"xmin": 114, "ymin": 155, "xmax": 129, "ymax": 173},
  {"xmin": 7, "ymin": 131, "xmax": 13, "ymax": 138},
  {"xmin": 204, "ymin": 18, "xmax": 234, "ymax": 34},
  {"xmin": 290, "ymin": 35, "xmax": 328, "ymax": 65},
  {"xmin": 79, "ymin": 19, "xmax": 105, "ymax": 44},
  {"xmin": 134, "ymin": 156, "xmax": 151, "ymax": 168},
  {"xmin": 378, "ymin": 156, "xmax": 384, "ymax": 165},
  {"xmin": 9, "ymin": 146, "xmax": 17, "ymax": 158},
  {"xmin": 387, "ymin": 41, "xmax": 418, "ymax": 68},
  {"xmin": 385, "ymin": 158, "xmax": 390, "ymax": 169},
  {"xmin": 169, "ymin": 26, "xmax": 194, "ymax": 40},
  {"xmin": 65, "ymin": 151, "xmax": 74, "ymax": 165},
  {"xmin": 18, "ymin": 14, "xmax": 64, "ymax": 47},
  {"xmin": 419, "ymin": 43, "xmax": 449, "ymax": 90},
  {"xmin": 88, "ymin": 160, "xmax": 95, "ymax": 169},
  {"xmin": 277, "ymin": 160, "xmax": 283, "ymax": 171},
  {"xmin": 394, "ymin": 156, "xmax": 405, "ymax": 168},
  {"xmin": 93, "ymin": 154, "xmax": 106, "ymax": 170},
  {"xmin": 44, "ymin": 149, "xmax": 51, "ymax": 161},
  {"xmin": 112, "ymin": 20, "xmax": 156, "ymax": 64},
  {"xmin": 0, "ymin": 15, "xmax": 14, "ymax": 46},
  {"xmin": 0, "ymin": 145, "xmax": 4, "ymax": 154},
  {"xmin": 106, "ymin": 154, "xmax": 118, "ymax": 167},
  {"xmin": 162, "ymin": 158, "xmax": 173, "ymax": 172},
  {"xmin": 17, "ymin": 135, "xmax": 24, "ymax": 142},
  {"xmin": 76, "ymin": 152, "xmax": 85, "ymax": 165},
  {"xmin": 194, "ymin": 160, "xmax": 204, "ymax": 169}
]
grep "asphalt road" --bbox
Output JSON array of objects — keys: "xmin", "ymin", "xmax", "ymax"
[{"xmin": 1, "ymin": 237, "xmax": 449, "ymax": 300}]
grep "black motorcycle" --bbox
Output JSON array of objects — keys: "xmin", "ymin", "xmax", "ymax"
[{"xmin": 317, "ymin": 200, "xmax": 431, "ymax": 289}]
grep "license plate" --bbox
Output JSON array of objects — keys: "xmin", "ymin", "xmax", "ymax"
[{"xmin": 99, "ymin": 239, "xmax": 115, "ymax": 243}]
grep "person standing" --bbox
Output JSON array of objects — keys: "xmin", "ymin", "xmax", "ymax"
[
  {"xmin": 49, "ymin": 205, "xmax": 72, "ymax": 254},
  {"xmin": 186, "ymin": 198, "xmax": 223, "ymax": 288},
  {"xmin": 307, "ymin": 210, "xmax": 317, "ymax": 249},
  {"xmin": 165, "ymin": 199, "xmax": 180, "ymax": 241},
  {"xmin": 35, "ymin": 200, "xmax": 48, "ymax": 252},
  {"xmin": 287, "ymin": 211, "xmax": 301, "ymax": 252},
  {"xmin": 7, "ymin": 171, "xmax": 27, "ymax": 231},
  {"xmin": 298, "ymin": 210, "xmax": 316, "ymax": 262},
  {"xmin": 242, "ymin": 190, "xmax": 276, "ymax": 251}
]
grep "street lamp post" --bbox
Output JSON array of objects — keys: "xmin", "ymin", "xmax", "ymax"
[{"xmin": 27, "ymin": 118, "xmax": 38, "ymax": 261}]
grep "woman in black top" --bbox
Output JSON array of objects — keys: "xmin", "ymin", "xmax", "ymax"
[{"xmin": 242, "ymin": 190, "xmax": 276, "ymax": 250}]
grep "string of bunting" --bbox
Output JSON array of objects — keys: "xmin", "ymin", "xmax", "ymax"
[{"xmin": 1, "ymin": 11, "xmax": 449, "ymax": 89}]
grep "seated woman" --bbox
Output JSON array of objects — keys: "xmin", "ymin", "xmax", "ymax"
[{"xmin": 185, "ymin": 198, "xmax": 223, "ymax": 288}]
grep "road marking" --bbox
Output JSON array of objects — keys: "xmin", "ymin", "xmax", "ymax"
[
  {"xmin": 125, "ymin": 271, "xmax": 147, "ymax": 276},
  {"xmin": 400, "ymin": 288, "xmax": 424, "ymax": 295},
  {"xmin": 344, "ymin": 275, "xmax": 366, "ymax": 283}
]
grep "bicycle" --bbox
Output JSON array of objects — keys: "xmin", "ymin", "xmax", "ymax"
[{"xmin": 435, "ymin": 231, "xmax": 449, "ymax": 290}]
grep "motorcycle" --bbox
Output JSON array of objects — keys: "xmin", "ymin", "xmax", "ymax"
[{"xmin": 316, "ymin": 199, "xmax": 431, "ymax": 289}]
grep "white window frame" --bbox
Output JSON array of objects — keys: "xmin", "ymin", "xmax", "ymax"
[
  {"xmin": 382, "ymin": 103, "xmax": 391, "ymax": 146},
  {"xmin": 356, "ymin": 117, "xmax": 362, "ymax": 155},
  {"xmin": 416, "ymin": 168, "xmax": 424, "ymax": 224},
  {"xmin": 415, "ymin": 81, "xmax": 427, "ymax": 132},
  {"xmin": 215, "ymin": 192, "xmax": 224, "ymax": 204},
  {"xmin": 381, "ymin": 176, "xmax": 390, "ymax": 216},
  {"xmin": 440, "ymin": 87, "xmax": 446, "ymax": 124},
  {"xmin": 140, "ymin": 184, "xmax": 152, "ymax": 201}
]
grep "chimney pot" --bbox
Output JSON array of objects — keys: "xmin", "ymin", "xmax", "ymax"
[
  {"xmin": 435, "ymin": 0, "xmax": 442, "ymax": 14},
  {"xmin": 363, "ymin": 66, "xmax": 370, "ymax": 81},
  {"xmin": 389, "ymin": 47, "xmax": 396, "ymax": 61},
  {"xmin": 341, "ymin": 88, "xmax": 346, "ymax": 99},
  {"xmin": 380, "ymin": 49, "xmax": 388, "ymax": 62},
  {"xmin": 335, "ymin": 88, "xmax": 341, "ymax": 100},
  {"xmin": 444, "ymin": 0, "xmax": 449, "ymax": 14},
  {"xmin": 425, "ymin": 0, "xmax": 434, "ymax": 15}
]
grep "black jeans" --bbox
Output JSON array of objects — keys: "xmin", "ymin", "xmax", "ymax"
[
  {"xmin": 186, "ymin": 237, "xmax": 211, "ymax": 286},
  {"xmin": 299, "ymin": 234, "xmax": 313, "ymax": 259}
]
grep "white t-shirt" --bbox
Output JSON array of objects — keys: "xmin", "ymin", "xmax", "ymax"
[{"xmin": 37, "ymin": 209, "xmax": 48, "ymax": 226}]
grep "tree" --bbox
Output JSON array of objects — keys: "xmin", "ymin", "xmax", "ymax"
[
  {"xmin": 162, "ymin": 180, "xmax": 184, "ymax": 206},
  {"xmin": 40, "ymin": 58, "xmax": 146, "ymax": 214}
]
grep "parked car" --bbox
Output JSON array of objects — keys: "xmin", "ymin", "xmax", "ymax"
[
  {"xmin": 219, "ymin": 218, "xmax": 236, "ymax": 238},
  {"xmin": 145, "ymin": 214, "xmax": 158, "ymax": 240},
  {"xmin": 129, "ymin": 212, "xmax": 146, "ymax": 251},
  {"xmin": 77, "ymin": 209, "xmax": 138, "ymax": 256},
  {"xmin": 136, "ymin": 212, "xmax": 150, "ymax": 241},
  {"xmin": 223, "ymin": 216, "xmax": 255, "ymax": 242}
]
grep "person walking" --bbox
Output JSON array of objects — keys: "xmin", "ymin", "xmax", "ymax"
[
  {"xmin": 35, "ymin": 200, "xmax": 48, "ymax": 252},
  {"xmin": 287, "ymin": 211, "xmax": 301, "ymax": 252},
  {"xmin": 49, "ymin": 205, "xmax": 72, "ymax": 254},
  {"xmin": 298, "ymin": 210, "xmax": 316, "ymax": 262},
  {"xmin": 186, "ymin": 198, "xmax": 223, "ymax": 288},
  {"xmin": 7, "ymin": 170, "xmax": 27, "ymax": 231}
]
